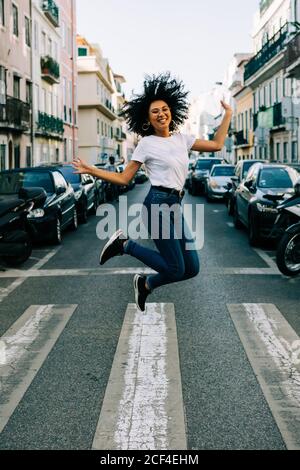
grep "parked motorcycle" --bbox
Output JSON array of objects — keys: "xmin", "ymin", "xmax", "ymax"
[
  {"xmin": 0, "ymin": 187, "xmax": 47, "ymax": 266},
  {"xmin": 264, "ymin": 180, "xmax": 300, "ymax": 276}
]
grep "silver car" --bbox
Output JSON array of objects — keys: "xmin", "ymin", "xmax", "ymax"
[{"xmin": 206, "ymin": 164, "xmax": 235, "ymax": 201}]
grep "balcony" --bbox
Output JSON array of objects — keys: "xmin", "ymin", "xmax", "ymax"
[
  {"xmin": 244, "ymin": 24, "xmax": 288, "ymax": 82},
  {"xmin": 284, "ymin": 32, "xmax": 300, "ymax": 79},
  {"xmin": 255, "ymin": 103, "xmax": 285, "ymax": 130},
  {"xmin": 0, "ymin": 96, "xmax": 30, "ymax": 132},
  {"xmin": 234, "ymin": 130, "xmax": 249, "ymax": 147},
  {"xmin": 36, "ymin": 111, "xmax": 64, "ymax": 138},
  {"xmin": 42, "ymin": 0, "xmax": 59, "ymax": 27},
  {"xmin": 41, "ymin": 56, "xmax": 60, "ymax": 84},
  {"xmin": 260, "ymin": 0, "xmax": 274, "ymax": 14}
]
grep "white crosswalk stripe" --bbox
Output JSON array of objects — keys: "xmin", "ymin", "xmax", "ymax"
[
  {"xmin": 0, "ymin": 304, "xmax": 77, "ymax": 434},
  {"xmin": 227, "ymin": 303, "xmax": 300, "ymax": 450},
  {"xmin": 92, "ymin": 303, "xmax": 186, "ymax": 450}
]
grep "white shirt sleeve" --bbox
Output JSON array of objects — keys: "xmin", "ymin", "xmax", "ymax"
[
  {"xmin": 182, "ymin": 133, "xmax": 197, "ymax": 151},
  {"xmin": 131, "ymin": 139, "xmax": 147, "ymax": 164}
]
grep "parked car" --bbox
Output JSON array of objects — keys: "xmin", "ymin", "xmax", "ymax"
[
  {"xmin": 0, "ymin": 167, "xmax": 78, "ymax": 244},
  {"xmin": 48, "ymin": 163, "xmax": 98, "ymax": 223},
  {"xmin": 226, "ymin": 159, "xmax": 267, "ymax": 215},
  {"xmin": 206, "ymin": 164, "xmax": 235, "ymax": 201},
  {"xmin": 135, "ymin": 167, "xmax": 148, "ymax": 184},
  {"xmin": 184, "ymin": 160, "xmax": 196, "ymax": 190},
  {"xmin": 233, "ymin": 163, "xmax": 299, "ymax": 246},
  {"xmin": 188, "ymin": 158, "xmax": 224, "ymax": 195},
  {"xmin": 94, "ymin": 162, "xmax": 119, "ymax": 202}
]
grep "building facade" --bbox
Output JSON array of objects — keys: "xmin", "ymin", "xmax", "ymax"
[
  {"xmin": 77, "ymin": 36, "xmax": 119, "ymax": 165},
  {"xmin": 0, "ymin": 0, "xmax": 32, "ymax": 169},
  {"xmin": 113, "ymin": 73, "xmax": 127, "ymax": 163},
  {"xmin": 244, "ymin": 0, "xmax": 300, "ymax": 163}
]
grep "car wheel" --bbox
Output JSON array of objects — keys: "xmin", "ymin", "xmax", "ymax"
[
  {"xmin": 233, "ymin": 204, "xmax": 243, "ymax": 229},
  {"xmin": 52, "ymin": 217, "xmax": 62, "ymax": 244},
  {"xmin": 70, "ymin": 207, "xmax": 78, "ymax": 231},
  {"xmin": 248, "ymin": 212, "xmax": 260, "ymax": 246},
  {"xmin": 227, "ymin": 198, "xmax": 234, "ymax": 216},
  {"xmin": 191, "ymin": 182, "xmax": 197, "ymax": 196},
  {"xmin": 4, "ymin": 232, "xmax": 33, "ymax": 266},
  {"xmin": 80, "ymin": 201, "xmax": 88, "ymax": 224}
]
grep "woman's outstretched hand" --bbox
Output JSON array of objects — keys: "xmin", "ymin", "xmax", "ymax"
[
  {"xmin": 72, "ymin": 158, "xmax": 91, "ymax": 174},
  {"xmin": 220, "ymin": 100, "xmax": 233, "ymax": 115}
]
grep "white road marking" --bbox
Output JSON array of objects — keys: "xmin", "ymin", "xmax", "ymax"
[
  {"xmin": 227, "ymin": 303, "xmax": 300, "ymax": 450},
  {"xmin": 0, "ymin": 249, "xmax": 60, "ymax": 303},
  {"xmin": 253, "ymin": 248, "xmax": 279, "ymax": 271},
  {"xmin": 92, "ymin": 303, "xmax": 186, "ymax": 451},
  {"xmin": 1, "ymin": 266, "xmax": 295, "ymax": 278},
  {"xmin": 0, "ymin": 304, "xmax": 77, "ymax": 434},
  {"xmin": 227, "ymin": 222, "xmax": 234, "ymax": 228}
]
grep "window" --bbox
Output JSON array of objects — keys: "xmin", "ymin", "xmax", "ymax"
[
  {"xmin": 78, "ymin": 47, "xmax": 87, "ymax": 56},
  {"xmin": 26, "ymin": 146, "xmax": 31, "ymax": 167},
  {"xmin": 53, "ymin": 171, "xmax": 68, "ymax": 191},
  {"xmin": 275, "ymin": 77, "xmax": 279, "ymax": 103},
  {"xmin": 26, "ymin": 81, "xmax": 32, "ymax": 104},
  {"xmin": 41, "ymin": 31, "xmax": 46, "ymax": 56},
  {"xmin": 0, "ymin": 144, "xmax": 6, "ymax": 171},
  {"xmin": 68, "ymin": 27, "xmax": 72, "ymax": 56},
  {"xmin": 0, "ymin": 66, "xmax": 6, "ymax": 104},
  {"xmin": 34, "ymin": 20, "xmax": 39, "ymax": 52},
  {"xmin": 101, "ymin": 121, "xmax": 104, "ymax": 136},
  {"xmin": 48, "ymin": 37, "xmax": 52, "ymax": 56},
  {"xmin": 292, "ymin": 142, "xmax": 298, "ymax": 162},
  {"xmin": 276, "ymin": 142, "xmax": 280, "ymax": 161},
  {"xmin": 97, "ymin": 119, "xmax": 100, "ymax": 134},
  {"xmin": 69, "ymin": 81, "xmax": 72, "ymax": 123},
  {"xmin": 0, "ymin": 0, "xmax": 4, "ymax": 26},
  {"xmin": 25, "ymin": 16, "xmax": 30, "ymax": 46},
  {"xmin": 61, "ymin": 20, "xmax": 66, "ymax": 48},
  {"xmin": 12, "ymin": 3, "xmax": 18, "ymax": 36},
  {"xmin": 283, "ymin": 142, "xmax": 288, "ymax": 162},
  {"xmin": 14, "ymin": 144, "xmax": 20, "ymax": 168},
  {"xmin": 42, "ymin": 88, "xmax": 46, "ymax": 113},
  {"xmin": 269, "ymin": 82, "xmax": 272, "ymax": 106},
  {"xmin": 13, "ymin": 76, "xmax": 20, "ymax": 99},
  {"xmin": 283, "ymin": 78, "xmax": 286, "ymax": 97}
]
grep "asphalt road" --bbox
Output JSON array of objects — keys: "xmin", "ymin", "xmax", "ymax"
[{"xmin": 0, "ymin": 182, "xmax": 299, "ymax": 450}]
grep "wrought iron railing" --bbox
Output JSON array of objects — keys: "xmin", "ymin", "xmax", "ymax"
[
  {"xmin": 37, "ymin": 111, "xmax": 64, "ymax": 135},
  {"xmin": 284, "ymin": 32, "xmax": 300, "ymax": 70},
  {"xmin": 41, "ymin": 55, "xmax": 60, "ymax": 83},
  {"xmin": 42, "ymin": 0, "xmax": 59, "ymax": 27},
  {"xmin": 244, "ymin": 23, "xmax": 288, "ymax": 81},
  {"xmin": 0, "ymin": 96, "xmax": 30, "ymax": 130}
]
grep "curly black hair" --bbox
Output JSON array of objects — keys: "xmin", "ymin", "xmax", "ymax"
[{"xmin": 120, "ymin": 72, "xmax": 190, "ymax": 137}]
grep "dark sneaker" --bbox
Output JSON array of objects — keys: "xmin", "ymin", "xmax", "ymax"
[
  {"xmin": 133, "ymin": 274, "xmax": 150, "ymax": 312},
  {"xmin": 99, "ymin": 229, "xmax": 126, "ymax": 265}
]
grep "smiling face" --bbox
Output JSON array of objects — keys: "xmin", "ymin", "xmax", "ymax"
[{"xmin": 148, "ymin": 100, "xmax": 172, "ymax": 136}]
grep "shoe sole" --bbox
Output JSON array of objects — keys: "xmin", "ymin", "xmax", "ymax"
[
  {"xmin": 99, "ymin": 228, "xmax": 124, "ymax": 265},
  {"xmin": 133, "ymin": 274, "xmax": 145, "ymax": 312}
]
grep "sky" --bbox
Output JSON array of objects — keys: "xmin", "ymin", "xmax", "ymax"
[{"xmin": 76, "ymin": 0, "xmax": 260, "ymax": 100}]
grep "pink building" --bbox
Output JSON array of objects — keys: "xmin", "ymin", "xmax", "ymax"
[
  {"xmin": 58, "ymin": 0, "xmax": 78, "ymax": 162},
  {"xmin": 0, "ymin": 0, "xmax": 32, "ymax": 169}
]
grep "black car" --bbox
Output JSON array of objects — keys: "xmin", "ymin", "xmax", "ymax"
[
  {"xmin": 94, "ymin": 163, "xmax": 119, "ymax": 202},
  {"xmin": 188, "ymin": 158, "xmax": 224, "ymax": 195},
  {"xmin": 135, "ymin": 167, "xmax": 148, "ymax": 184},
  {"xmin": 0, "ymin": 167, "xmax": 77, "ymax": 244},
  {"xmin": 50, "ymin": 164, "xmax": 98, "ymax": 223},
  {"xmin": 234, "ymin": 163, "xmax": 299, "ymax": 246},
  {"xmin": 226, "ymin": 159, "xmax": 267, "ymax": 215}
]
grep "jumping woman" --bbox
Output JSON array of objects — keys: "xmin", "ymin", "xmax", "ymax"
[{"xmin": 72, "ymin": 72, "xmax": 232, "ymax": 312}]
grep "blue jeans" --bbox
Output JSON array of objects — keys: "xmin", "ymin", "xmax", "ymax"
[{"xmin": 124, "ymin": 187, "xmax": 200, "ymax": 291}]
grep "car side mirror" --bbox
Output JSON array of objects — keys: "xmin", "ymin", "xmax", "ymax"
[
  {"xmin": 56, "ymin": 186, "xmax": 66, "ymax": 195},
  {"xmin": 295, "ymin": 179, "xmax": 300, "ymax": 196},
  {"xmin": 244, "ymin": 180, "xmax": 253, "ymax": 189}
]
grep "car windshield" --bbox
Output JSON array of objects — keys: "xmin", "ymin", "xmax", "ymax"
[
  {"xmin": 58, "ymin": 166, "xmax": 80, "ymax": 184},
  {"xmin": 195, "ymin": 160, "xmax": 221, "ymax": 170},
  {"xmin": 242, "ymin": 161, "xmax": 257, "ymax": 179},
  {"xmin": 0, "ymin": 171, "xmax": 54, "ymax": 194},
  {"xmin": 211, "ymin": 166, "xmax": 235, "ymax": 177},
  {"xmin": 258, "ymin": 168, "xmax": 293, "ymax": 189}
]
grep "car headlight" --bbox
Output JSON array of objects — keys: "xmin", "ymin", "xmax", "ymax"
[
  {"xmin": 74, "ymin": 190, "xmax": 83, "ymax": 201},
  {"xmin": 28, "ymin": 209, "xmax": 45, "ymax": 218},
  {"xmin": 256, "ymin": 203, "xmax": 278, "ymax": 214},
  {"xmin": 209, "ymin": 180, "xmax": 219, "ymax": 189}
]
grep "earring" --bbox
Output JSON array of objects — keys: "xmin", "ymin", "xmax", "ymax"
[{"xmin": 142, "ymin": 122, "xmax": 150, "ymax": 131}]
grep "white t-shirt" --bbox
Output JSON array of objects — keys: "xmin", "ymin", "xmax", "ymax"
[{"xmin": 131, "ymin": 133, "xmax": 196, "ymax": 191}]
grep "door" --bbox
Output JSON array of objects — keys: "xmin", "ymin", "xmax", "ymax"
[{"xmin": 53, "ymin": 171, "xmax": 73, "ymax": 226}]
